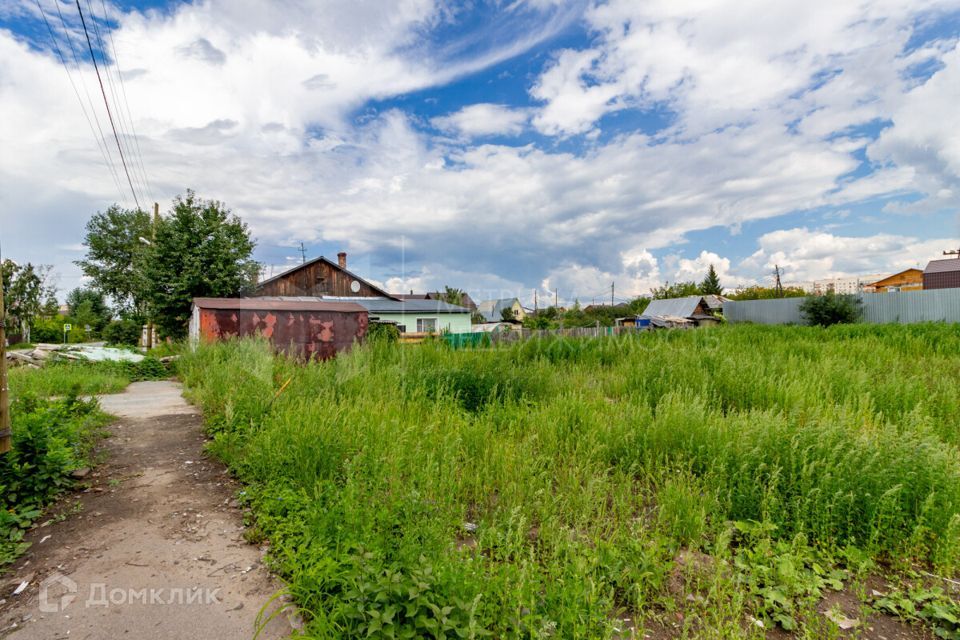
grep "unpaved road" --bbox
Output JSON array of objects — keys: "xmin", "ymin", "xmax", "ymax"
[{"xmin": 0, "ymin": 381, "xmax": 294, "ymax": 639}]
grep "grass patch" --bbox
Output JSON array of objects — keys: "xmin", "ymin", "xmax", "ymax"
[
  {"xmin": 7, "ymin": 356, "xmax": 173, "ymax": 400},
  {"xmin": 178, "ymin": 325, "xmax": 960, "ymax": 638}
]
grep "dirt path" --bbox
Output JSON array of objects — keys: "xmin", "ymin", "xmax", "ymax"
[{"xmin": 0, "ymin": 381, "xmax": 295, "ymax": 639}]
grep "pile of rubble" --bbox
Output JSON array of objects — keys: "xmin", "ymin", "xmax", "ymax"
[{"xmin": 5, "ymin": 343, "xmax": 145, "ymax": 368}]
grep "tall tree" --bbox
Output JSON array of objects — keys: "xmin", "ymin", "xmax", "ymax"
[
  {"xmin": 700, "ymin": 265, "xmax": 723, "ymax": 295},
  {"xmin": 440, "ymin": 286, "xmax": 465, "ymax": 306},
  {"xmin": 145, "ymin": 191, "xmax": 259, "ymax": 338},
  {"xmin": 1, "ymin": 260, "xmax": 55, "ymax": 343},
  {"xmin": 66, "ymin": 287, "xmax": 113, "ymax": 334},
  {"xmin": 76, "ymin": 205, "xmax": 153, "ymax": 315}
]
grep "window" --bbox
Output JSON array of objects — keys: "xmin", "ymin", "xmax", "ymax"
[{"xmin": 417, "ymin": 318, "xmax": 437, "ymax": 333}]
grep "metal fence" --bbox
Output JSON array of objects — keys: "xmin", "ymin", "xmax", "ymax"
[{"xmin": 724, "ymin": 289, "xmax": 960, "ymax": 325}]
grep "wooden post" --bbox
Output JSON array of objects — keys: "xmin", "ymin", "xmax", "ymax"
[
  {"xmin": 0, "ymin": 271, "xmax": 11, "ymax": 454},
  {"xmin": 146, "ymin": 202, "xmax": 159, "ymax": 349}
]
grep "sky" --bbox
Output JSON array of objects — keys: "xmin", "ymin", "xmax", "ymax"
[{"xmin": 1, "ymin": 0, "xmax": 959, "ymax": 306}]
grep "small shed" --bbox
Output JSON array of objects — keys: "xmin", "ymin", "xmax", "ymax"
[
  {"xmin": 642, "ymin": 296, "xmax": 717, "ymax": 326},
  {"xmin": 190, "ymin": 298, "xmax": 368, "ymax": 361},
  {"xmin": 923, "ymin": 258, "xmax": 960, "ymax": 290}
]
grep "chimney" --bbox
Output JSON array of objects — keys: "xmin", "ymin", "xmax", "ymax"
[{"xmin": 337, "ymin": 252, "xmax": 347, "ymax": 269}]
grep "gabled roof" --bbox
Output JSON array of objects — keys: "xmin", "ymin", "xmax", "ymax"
[
  {"xmin": 866, "ymin": 268, "xmax": 924, "ymax": 286},
  {"xmin": 255, "ymin": 256, "xmax": 398, "ymax": 299},
  {"xmin": 641, "ymin": 295, "xmax": 707, "ymax": 319},
  {"xmin": 701, "ymin": 294, "xmax": 730, "ymax": 310},
  {"xmin": 255, "ymin": 296, "xmax": 470, "ymax": 314},
  {"xmin": 924, "ymin": 258, "xmax": 960, "ymax": 275},
  {"xmin": 476, "ymin": 298, "xmax": 520, "ymax": 322}
]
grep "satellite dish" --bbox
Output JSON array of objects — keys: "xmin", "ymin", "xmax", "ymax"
[{"xmin": 350, "ymin": 280, "xmax": 361, "ymax": 293}]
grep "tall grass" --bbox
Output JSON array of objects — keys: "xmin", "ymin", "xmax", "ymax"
[{"xmin": 178, "ymin": 325, "xmax": 960, "ymax": 638}]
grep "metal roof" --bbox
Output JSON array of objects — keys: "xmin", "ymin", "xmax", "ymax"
[
  {"xmin": 476, "ymin": 298, "xmax": 519, "ymax": 322},
  {"xmin": 254, "ymin": 296, "xmax": 470, "ymax": 314},
  {"xmin": 641, "ymin": 296, "xmax": 706, "ymax": 319},
  {"xmin": 924, "ymin": 258, "xmax": 960, "ymax": 274},
  {"xmin": 192, "ymin": 298, "xmax": 366, "ymax": 313}
]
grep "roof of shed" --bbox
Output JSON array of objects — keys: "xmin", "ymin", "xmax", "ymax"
[
  {"xmin": 641, "ymin": 295, "xmax": 706, "ymax": 319},
  {"xmin": 255, "ymin": 296, "xmax": 471, "ymax": 314},
  {"xmin": 476, "ymin": 298, "xmax": 520, "ymax": 321},
  {"xmin": 192, "ymin": 298, "xmax": 366, "ymax": 313},
  {"xmin": 924, "ymin": 258, "xmax": 960, "ymax": 274}
]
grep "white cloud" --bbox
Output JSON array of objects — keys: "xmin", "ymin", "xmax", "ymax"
[
  {"xmin": 1, "ymin": 0, "xmax": 959, "ymax": 301},
  {"xmin": 432, "ymin": 104, "xmax": 530, "ymax": 137},
  {"xmin": 739, "ymin": 227, "xmax": 957, "ymax": 282}
]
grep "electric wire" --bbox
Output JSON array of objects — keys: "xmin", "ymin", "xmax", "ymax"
[
  {"xmin": 75, "ymin": 0, "xmax": 142, "ymax": 211},
  {"xmin": 98, "ymin": 0, "xmax": 154, "ymax": 203},
  {"xmin": 37, "ymin": 0, "xmax": 126, "ymax": 201},
  {"xmin": 82, "ymin": 0, "xmax": 147, "ymax": 207}
]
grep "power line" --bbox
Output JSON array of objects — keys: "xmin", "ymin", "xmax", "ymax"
[
  {"xmin": 75, "ymin": 0, "xmax": 141, "ymax": 210},
  {"xmin": 40, "ymin": 0, "xmax": 126, "ymax": 201},
  {"xmin": 83, "ymin": 0, "xmax": 147, "ymax": 206},
  {"xmin": 98, "ymin": 0, "xmax": 154, "ymax": 203}
]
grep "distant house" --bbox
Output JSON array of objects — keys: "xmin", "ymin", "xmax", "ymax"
[
  {"xmin": 315, "ymin": 297, "xmax": 472, "ymax": 334},
  {"xmin": 256, "ymin": 252, "xmax": 394, "ymax": 298},
  {"xmin": 923, "ymin": 258, "xmax": 960, "ymax": 290},
  {"xmin": 864, "ymin": 268, "xmax": 924, "ymax": 293},
  {"xmin": 641, "ymin": 295, "xmax": 719, "ymax": 327},
  {"xmin": 476, "ymin": 298, "xmax": 526, "ymax": 323},
  {"xmin": 255, "ymin": 253, "xmax": 471, "ymax": 334}
]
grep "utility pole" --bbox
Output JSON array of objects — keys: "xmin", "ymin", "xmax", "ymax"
[
  {"xmin": 773, "ymin": 264, "xmax": 784, "ymax": 298},
  {"xmin": 298, "ymin": 242, "xmax": 307, "ymax": 264},
  {"xmin": 611, "ymin": 282, "xmax": 615, "ymax": 306},
  {"xmin": 146, "ymin": 202, "xmax": 159, "ymax": 350},
  {"xmin": 554, "ymin": 288, "xmax": 559, "ymax": 309},
  {"xmin": 533, "ymin": 289, "xmax": 538, "ymax": 314},
  {"xmin": 0, "ymin": 269, "xmax": 10, "ymax": 454}
]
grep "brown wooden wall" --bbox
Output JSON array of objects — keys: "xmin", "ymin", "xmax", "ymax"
[{"xmin": 256, "ymin": 260, "xmax": 386, "ymax": 297}]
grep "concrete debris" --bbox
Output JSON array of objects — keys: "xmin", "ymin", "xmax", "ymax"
[
  {"xmin": 5, "ymin": 344, "xmax": 145, "ymax": 367},
  {"xmin": 825, "ymin": 610, "xmax": 860, "ymax": 630}
]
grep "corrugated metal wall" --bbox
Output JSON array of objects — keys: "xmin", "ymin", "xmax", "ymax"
[{"xmin": 725, "ymin": 289, "xmax": 960, "ymax": 324}]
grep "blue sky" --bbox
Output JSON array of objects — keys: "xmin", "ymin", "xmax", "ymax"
[{"xmin": 1, "ymin": 0, "xmax": 959, "ymax": 303}]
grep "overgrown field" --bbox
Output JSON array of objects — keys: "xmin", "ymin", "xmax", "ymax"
[{"xmin": 178, "ymin": 325, "xmax": 960, "ymax": 639}]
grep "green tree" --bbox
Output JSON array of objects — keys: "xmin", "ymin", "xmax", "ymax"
[
  {"xmin": 700, "ymin": 265, "xmax": 722, "ymax": 295},
  {"xmin": 729, "ymin": 285, "xmax": 807, "ymax": 300},
  {"xmin": 500, "ymin": 305, "xmax": 517, "ymax": 321},
  {"xmin": 799, "ymin": 292, "xmax": 862, "ymax": 326},
  {"xmin": 66, "ymin": 287, "xmax": 112, "ymax": 336},
  {"xmin": 651, "ymin": 281, "xmax": 700, "ymax": 300},
  {"xmin": 76, "ymin": 205, "xmax": 153, "ymax": 315},
  {"xmin": 145, "ymin": 191, "xmax": 259, "ymax": 338},
  {"xmin": 440, "ymin": 286, "xmax": 466, "ymax": 306},
  {"xmin": 1, "ymin": 260, "xmax": 54, "ymax": 343}
]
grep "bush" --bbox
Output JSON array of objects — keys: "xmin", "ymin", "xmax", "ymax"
[
  {"xmin": 799, "ymin": 292, "xmax": 862, "ymax": 326},
  {"xmin": 0, "ymin": 393, "xmax": 111, "ymax": 565},
  {"xmin": 366, "ymin": 322, "xmax": 400, "ymax": 343},
  {"xmin": 103, "ymin": 317, "xmax": 143, "ymax": 346}
]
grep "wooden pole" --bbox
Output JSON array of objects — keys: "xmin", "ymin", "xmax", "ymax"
[
  {"xmin": 0, "ymin": 271, "xmax": 11, "ymax": 454},
  {"xmin": 146, "ymin": 202, "xmax": 159, "ymax": 349}
]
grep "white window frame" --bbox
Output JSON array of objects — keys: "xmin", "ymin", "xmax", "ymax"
[{"xmin": 417, "ymin": 317, "xmax": 438, "ymax": 333}]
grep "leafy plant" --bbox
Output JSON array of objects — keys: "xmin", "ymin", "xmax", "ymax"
[{"xmin": 799, "ymin": 292, "xmax": 862, "ymax": 326}]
